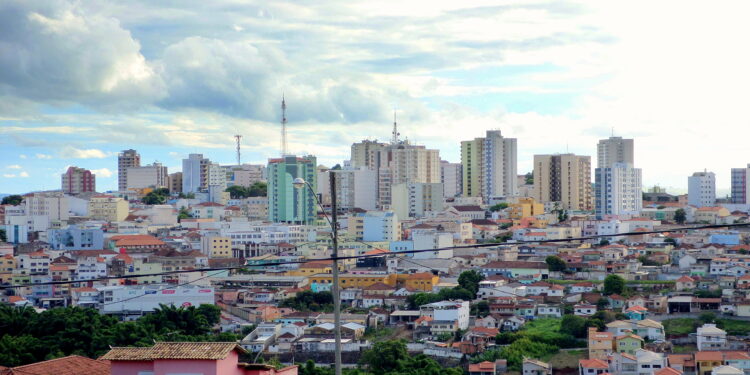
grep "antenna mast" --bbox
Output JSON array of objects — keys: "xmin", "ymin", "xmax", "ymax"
[
  {"xmin": 391, "ymin": 110, "xmax": 399, "ymax": 145},
  {"xmin": 281, "ymin": 95, "xmax": 288, "ymax": 157},
  {"xmin": 234, "ymin": 135, "xmax": 242, "ymax": 165}
]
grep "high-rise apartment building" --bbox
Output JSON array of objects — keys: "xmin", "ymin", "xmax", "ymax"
[
  {"xmin": 688, "ymin": 171, "xmax": 716, "ymax": 207},
  {"xmin": 267, "ymin": 155, "xmax": 317, "ymax": 224},
  {"xmin": 126, "ymin": 163, "xmax": 168, "ymax": 190},
  {"xmin": 118, "ymin": 149, "xmax": 140, "ymax": 191},
  {"xmin": 318, "ymin": 167, "xmax": 378, "ymax": 211},
  {"xmin": 594, "ymin": 137, "xmax": 641, "ymax": 219},
  {"xmin": 182, "ymin": 154, "xmax": 210, "ymax": 193},
  {"xmin": 441, "ymin": 161, "xmax": 463, "ymax": 198},
  {"xmin": 350, "ymin": 140, "xmax": 387, "ymax": 169},
  {"xmin": 461, "ymin": 130, "xmax": 517, "ymax": 201},
  {"xmin": 228, "ymin": 164, "xmax": 266, "ymax": 187},
  {"xmin": 597, "ymin": 137, "xmax": 634, "ymax": 168},
  {"xmin": 731, "ymin": 164, "xmax": 750, "ymax": 204},
  {"xmin": 595, "ymin": 163, "xmax": 642, "ymax": 218},
  {"xmin": 61, "ymin": 166, "xmax": 96, "ymax": 195},
  {"xmin": 532, "ymin": 154, "xmax": 592, "ymax": 211}
]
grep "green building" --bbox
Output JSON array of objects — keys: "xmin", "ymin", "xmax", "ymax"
[{"xmin": 268, "ymin": 155, "xmax": 317, "ymax": 224}]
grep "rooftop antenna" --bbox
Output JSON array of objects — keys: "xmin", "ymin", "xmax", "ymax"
[
  {"xmin": 611, "ymin": 127, "xmax": 615, "ymax": 137},
  {"xmin": 234, "ymin": 135, "xmax": 242, "ymax": 165},
  {"xmin": 281, "ymin": 94, "xmax": 288, "ymax": 157},
  {"xmin": 391, "ymin": 110, "xmax": 400, "ymax": 145}
]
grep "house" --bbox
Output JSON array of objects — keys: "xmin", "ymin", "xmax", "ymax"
[
  {"xmin": 635, "ymin": 349, "xmax": 668, "ymax": 375},
  {"xmin": 588, "ymin": 327, "xmax": 614, "ymax": 360},
  {"xmin": 0, "ymin": 355, "xmax": 110, "ymax": 375},
  {"xmin": 470, "ymin": 361, "xmax": 497, "ymax": 375},
  {"xmin": 523, "ymin": 359, "xmax": 552, "ymax": 375},
  {"xmin": 102, "ymin": 342, "xmax": 299, "ymax": 375},
  {"xmin": 696, "ymin": 324, "xmax": 726, "ymax": 351},
  {"xmin": 419, "ymin": 300, "xmax": 470, "ymax": 330},
  {"xmin": 606, "ymin": 319, "xmax": 665, "ymax": 341},
  {"xmin": 536, "ymin": 304, "xmax": 562, "ymax": 318},
  {"xmin": 575, "ymin": 304, "xmax": 597, "ymax": 317},
  {"xmin": 676, "ymin": 276, "xmax": 696, "ymax": 291},
  {"xmin": 625, "ymin": 306, "xmax": 649, "ymax": 321},
  {"xmin": 571, "ymin": 282, "xmax": 597, "ymax": 293},
  {"xmin": 503, "ymin": 316, "xmax": 525, "ymax": 331},
  {"xmin": 711, "ymin": 366, "xmax": 743, "ymax": 375},
  {"xmin": 696, "ymin": 351, "xmax": 724, "ymax": 375},
  {"xmin": 615, "ymin": 333, "xmax": 644, "ymax": 355},
  {"xmin": 579, "ymin": 358, "xmax": 609, "ymax": 375}
]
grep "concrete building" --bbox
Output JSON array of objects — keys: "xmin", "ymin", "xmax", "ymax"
[
  {"xmin": 696, "ymin": 324, "xmax": 726, "ymax": 351},
  {"xmin": 229, "ymin": 164, "xmax": 266, "ymax": 187},
  {"xmin": 441, "ymin": 161, "xmax": 463, "ymax": 198},
  {"xmin": 168, "ymin": 172, "xmax": 182, "ymax": 194},
  {"xmin": 391, "ymin": 182, "xmax": 444, "ymax": 219},
  {"xmin": 88, "ymin": 195, "xmax": 129, "ymax": 222},
  {"xmin": 597, "ymin": 136, "xmax": 634, "ymax": 168},
  {"xmin": 360, "ymin": 211, "xmax": 400, "ymax": 242},
  {"xmin": 730, "ymin": 164, "xmax": 750, "ymax": 204},
  {"xmin": 419, "ymin": 300, "xmax": 470, "ymax": 330},
  {"xmin": 533, "ymin": 154, "xmax": 592, "ymax": 211},
  {"xmin": 182, "ymin": 154, "xmax": 210, "ymax": 193},
  {"xmin": 688, "ymin": 171, "xmax": 716, "ymax": 208},
  {"xmin": 118, "ymin": 149, "xmax": 140, "ymax": 191},
  {"xmin": 201, "ymin": 235, "xmax": 232, "ymax": 258},
  {"xmin": 126, "ymin": 162, "xmax": 168, "ymax": 190},
  {"xmin": 48, "ymin": 225, "xmax": 104, "ymax": 250},
  {"xmin": 595, "ymin": 163, "xmax": 643, "ymax": 219},
  {"xmin": 350, "ymin": 139, "xmax": 387, "ymax": 169},
  {"xmin": 99, "ymin": 285, "xmax": 214, "ymax": 317},
  {"xmin": 61, "ymin": 166, "xmax": 96, "ymax": 195},
  {"xmin": 318, "ymin": 166, "xmax": 378, "ymax": 211},
  {"xmin": 375, "ymin": 144, "xmax": 441, "ymax": 208},
  {"xmin": 267, "ymin": 155, "xmax": 317, "ymax": 224},
  {"xmin": 462, "ymin": 130, "xmax": 517, "ymax": 201}
]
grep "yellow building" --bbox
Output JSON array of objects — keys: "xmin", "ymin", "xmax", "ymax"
[
  {"xmin": 461, "ymin": 138, "xmax": 484, "ymax": 198},
  {"xmin": 88, "ymin": 195, "xmax": 129, "ymax": 222},
  {"xmin": 508, "ymin": 197, "xmax": 545, "ymax": 220},
  {"xmin": 288, "ymin": 261, "xmax": 344, "ymax": 277},
  {"xmin": 532, "ymin": 154, "xmax": 592, "ymax": 211},
  {"xmin": 694, "ymin": 206, "xmax": 731, "ymax": 224},
  {"xmin": 587, "ymin": 327, "xmax": 614, "ymax": 360},
  {"xmin": 127, "ymin": 259, "xmax": 164, "ymax": 284},
  {"xmin": 396, "ymin": 272, "xmax": 440, "ymax": 291},
  {"xmin": 201, "ymin": 236, "xmax": 232, "ymax": 258},
  {"xmin": 0, "ymin": 255, "xmax": 15, "ymax": 284}
]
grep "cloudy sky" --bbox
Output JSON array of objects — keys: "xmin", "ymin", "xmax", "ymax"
[{"xmin": 1, "ymin": 0, "xmax": 749, "ymax": 195}]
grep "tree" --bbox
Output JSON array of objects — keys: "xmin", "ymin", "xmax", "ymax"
[
  {"xmin": 603, "ymin": 274, "xmax": 625, "ymax": 295},
  {"xmin": 559, "ymin": 315, "xmax": 588, "ymax": 338},
  {"xmin": 177, "ymin": 207, "xmax": 193, "ymax": 222},
  {"xmin": 142, "ymin": 188, "xmax": 170, "ymax": 205},
  {"xmin": 664, "ymin": 237, "xmax": 677, "ymax": 245},
  {"xmin": 489, "ymin": 203, "xmax": 508, "ymax": 212},
  {"xmin": 545, "ymin": 256, "xmax": 567, "ymax": 272},
  {"xmin": 360, "ymin": 340, "xmax": 411, "ymax": 375},
  {"xmin": 599, "ymin": 239, "xmax": 610, "ymax": 246},
  {"xmin": 596, "ymin": 297, "xmax": 610, "ymax": 311},
  {"xmin": 226, "ymin": 182, "xmax": 267, "ymax": 199},
  {"xmin": 279, "ymin": 291, "xmax": 334, "ymax": 312},
  {"xmin": 458, "ymin": 270, "xmax": 485, "ymax": 298},
  {"xmin": 674, "ymin": 208, "xmax": 687, "ymax": 224},
  {"xmin": 1, "ymin": 195, "xmax": 23, "ymax": 206},
  {"xmin": 471, "ymin": 301, "xmax": 490, "ymax": 317},
  {"xmin": 0, "ymin": 228, "xmax": 5, "ymax": 243},
  {"xmin": 525, "ymin": 172, "xmax": 533, "ymax": 185},
  {"xmin": 699, "ymin": 312, "xmax": 716, "ymax": 324}
]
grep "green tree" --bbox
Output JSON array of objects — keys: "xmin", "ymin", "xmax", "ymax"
[
  {"xmin": 596, "ymin": 297, "xmax": 610, "ymax": 311},
  {"xmin": 664, "ymin": 237, "xmax": 677, "ymax": 245},
  {"xmin": 603, "ymin": 274, "xmax": 625, "ymax": 295},
  {"xmin": 674, "ymin": 208, "xmax": 687, "ymax": 224},
  {"xmin": 525, "ymin": 172, "xmax": 533, "ymax": 185},
  {"xmin": 248, "ymin": 182, "xmax": 267, "ymax": 197},
  {"xmin": 559, "ymin": 315, "xmax": 588, "ymax": 338},
  {"xmin": 489, "ymin": 203, "xmax": 508, "ymax": 212},
  {"xmin": 1, "ymin": 195, "xmax": 23, "ymax": 206},
  {"xmin": 458, "ymin": 270, "xmax": 485, "ymax": 297},
  {"xmin": 599, "ymin": 239, "xmax": 610, "ymax": 246},
  {"xmin": 471, "ymin": 300, "xmax": 490, "ymax": 317},
  {"xmin": 0, "ymin": 228, "xmax": 5, "ymax": 242},
  {"xmin": 545, "ymin": 256, "xmax": 567, "ymax": 272},
  {"xmin": 699, "ymin": 312, "xmax": 716, "ymax": 324},
  {"xmin": 142, "ymin": 188, "xmax": 170, "ymax": 205},
  {"xmin": 178, "ymin": 207, "xmax": 193, "ymax": 222},
  {"xmin": 360, "ymin": 340, "xmax": 411, "ymax": 375},
  {"xmin": 279, "ymin": 291, "xmax": 334, "ymax": 312}
]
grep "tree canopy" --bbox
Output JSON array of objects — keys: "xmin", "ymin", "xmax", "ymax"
[
  {"xmin": 279, "ymin": 291, "xmax": 334, "ymax": 312},
  {"xmin": 545, "ymin": 256, "xmax": 567, "ymax": 272},
  {"xmin": 603, "ymin": 274, "xmax": 626, "ymax": 295},
  {"xmin": 359, "ymin": 340, "xmax": 462, "ymax": 375},
  {"xmin": 457, "ymin": 270, "xmax": 485, "ymax": 298},
  {"xmin": 1, "ymin": 195, "xmax": 23, "ymax": 206},
  {"xmin": 142, "ymin": 188, "xmax": 170, "ymax": 205},
  {"xmin": 674, "ymin": 208, "xmax": 687, "ymax": 224},
  {"xmin": 489, "ymin": 203, "xmax": 508, "ymax": 212},
  {"xmin": 225, "ymin": 182, "xmax": 267, "ymax": 199},
  {"xmin": 0, "ymin": 304, "xmax": 235, "ymax": 367}
]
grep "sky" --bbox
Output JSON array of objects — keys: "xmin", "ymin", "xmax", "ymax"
[{"xmin": 1, "ymin": 0, "xmax": 750, "ymax": 195}]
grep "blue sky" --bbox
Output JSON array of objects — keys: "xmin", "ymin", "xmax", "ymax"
[{"xmin": 2, "ymin": 0, "xmax": 750, "ymax": 195}]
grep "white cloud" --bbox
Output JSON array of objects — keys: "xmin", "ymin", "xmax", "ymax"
[
  {"xmin": 35, "ymin": 153, "xmax": 53, "ymax": 159},
  {"xmin": 18, "ymin": 171, "xmax": 29, "ymax": 178},
  {"xmin": 6, "ymin": 165, "xmax": 22, "ymax": 169},
  {"xmin": 91, "ymin": 168, "xmax": 113, "ymax": 178},
  {"xmin": 3, "ymin": 174, "xmax": 16, "ymax": 178},
  {"xmin": 59, "ymin": 146, "xmax": 109, "ymax": 159},
  {"xmin": 19, "ymin": 154, "xmax": 27, "ymax": 159}
]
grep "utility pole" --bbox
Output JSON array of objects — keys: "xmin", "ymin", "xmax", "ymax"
[{"xmin": 329, "ymin": 172, "xmax": 342, "ymax": 375}]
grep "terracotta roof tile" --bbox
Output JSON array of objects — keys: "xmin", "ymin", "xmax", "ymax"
[
  {"xmin": 8, "ymin": 355, "xmax": 109, "ymax": 375},
  {"xmin": 100, "ymin": 342, "xmax": 245, "ymax": 361}
]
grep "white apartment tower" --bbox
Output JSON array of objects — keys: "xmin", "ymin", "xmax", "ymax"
[
  {"xmin": 182, "ymin": 154, "xmax": 210, "ymax": 193},
  {"xmin": 688, "ymin": 171, "xmax": 716, "ymax": 208},
  {"xmin": 126, "ymin": 162, "xmax": 168, "ymax": 190},
  {"xmin": 594, "ymin": 137, "xmax": 642, "ymax": 219},
  {"xmin": 441, "ymin": 161, "xmax": 463, "ymax": 198}
]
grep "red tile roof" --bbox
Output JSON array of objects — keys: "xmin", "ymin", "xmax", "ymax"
[
  {"xmin": 579, "ymin": 359, "xmax": 609, "ymax": 369},
  {"xmin": 110, "ymin": 235, "xmax": 165, "ymax": 247},
  {"xmin": 5, "ymin": 355, "xmax": 109, "ymax": 375}
]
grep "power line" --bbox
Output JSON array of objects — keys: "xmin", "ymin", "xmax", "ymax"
[
  {"xmin": 100, "ymin": 270, "xmax": 224, "ymax": 307},
  {"xmin": 2, "ymin": 221, "xmax": 747, "ymax": 290}
]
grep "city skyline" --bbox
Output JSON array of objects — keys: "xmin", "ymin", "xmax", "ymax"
[{"xmin": 2, "ymin": 1, "xmax": 750, "ymax": 194}]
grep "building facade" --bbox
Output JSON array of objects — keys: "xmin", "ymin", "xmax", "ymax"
[
  {"xmin": 441, "ymin": 161, "xmax": 463, "ymax": 198},
  {"xmin": 595, "ymin": 163, "xmax": 643, "ymax": 219},
  {"xmin": 597, "ymin": 136, "xmax": 634, "ymax": 169},
  {"xmin": 461, "ymin": 130, "xmax": 517, "ymax": 201},
  {"xmin": 267, "ymin": 155, "xmax": 317, "ymax": 224},
  {"xmin": 118, "ymin": 149, "xmax": 140, "ymax": 191},
  {"xmin": 126, "ymin": 162, "xmax": 168, "ymax": 190},
  {"xmin": 688, "ymin": 171, "xmax": 716, "ymax": 207},
  {"xmin": 61, "ymin": 166, "xmax": 96, "ymax": 195},
  {"xmin": 391, "ymin": 182, "xmax": 444, "ymax": 219},
  {"xmin": 532, "ymin": 154, "xmax": 592, "ymax": 211},
  {"xmin": 182, "ymin": 154, "xmax": 210, "ymax": 193},
  {"xmin": 731, "ymin": 164, "xmax": 750, "ymax": 204}
]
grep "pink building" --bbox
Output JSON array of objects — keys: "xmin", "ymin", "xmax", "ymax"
[
  {"xmin": 101, "ymin": 342, "xmax": 299, "ymax": 375},
  {"xmin": 62, "ymin": 166, "xmax": 96, "ymax": 194}
]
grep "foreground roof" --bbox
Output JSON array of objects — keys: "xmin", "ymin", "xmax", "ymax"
[
  {"xmin": 100, "ymin": 342, "xmax": 246, "ymax": 361},
  {"xmin": 1, "ymin": 355, "xmax": 109, "ymax": 375}
]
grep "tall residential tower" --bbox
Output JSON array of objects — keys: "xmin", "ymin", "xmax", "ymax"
[{"xmin": 461, "ymin": 130, "xmax": 517, "ymax": 202}]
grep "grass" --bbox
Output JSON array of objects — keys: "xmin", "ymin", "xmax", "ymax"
[
  {"xmin": 520, "ymin": 318, "xmax": 562, "ymax": 335},
  {"xmin": 672, "ymin": 345, "xmax": 697, "ymax": 354},
  {"xmin": 717, "ymin": 319, "xmax": 750, "ymax": 336},
  {"xmin": 663, "ymin": 318, "xmax": 697, "ymax": 336},
  {"xmin": 543, "ymin": 350, "xmax": 586, "ymax": 369},
  {"xmin": 363, "ymin": 327, "xmax": 395, "ymax": 342}
]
